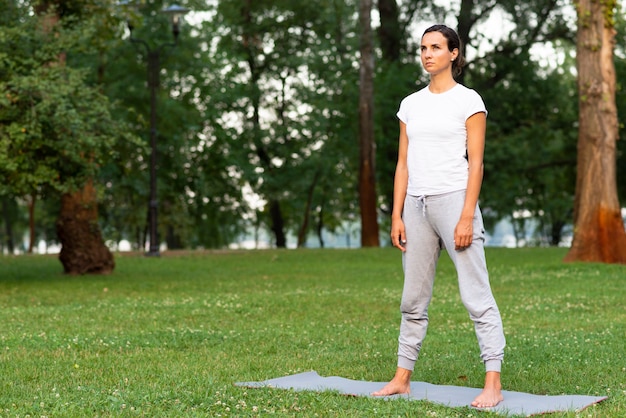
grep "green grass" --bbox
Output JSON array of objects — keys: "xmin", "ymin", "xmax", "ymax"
[{"xmin": 0, "ymin": 248, "xmax": 624, "ymax": 417}]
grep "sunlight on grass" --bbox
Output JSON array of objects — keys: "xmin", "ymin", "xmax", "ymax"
[{"xmin": 0, "ymin": 248, "xmax": 624, "ymax": 416}]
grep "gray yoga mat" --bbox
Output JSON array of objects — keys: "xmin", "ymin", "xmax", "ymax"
[{"xmin": 237, "ymin": 371, "xmax": 607, "ymax": 417}]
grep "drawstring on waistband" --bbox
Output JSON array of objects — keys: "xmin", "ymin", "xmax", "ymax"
[{"xmin": 416, "ymin": 195, "xmax": 426, "ymax": 216}]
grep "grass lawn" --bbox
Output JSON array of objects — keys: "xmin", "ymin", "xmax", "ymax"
[{"xmin": 0, "ymin": 247, "xmax": 624, "ymax": 417}]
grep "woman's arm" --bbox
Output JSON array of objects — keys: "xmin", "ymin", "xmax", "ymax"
[
  {"xmin": 454, "ymin": 111, "xmax": 486, "ymax": 250},
  {"xmin": 391, "ymin": 121, "xmax": 409, "ymax": 251}
]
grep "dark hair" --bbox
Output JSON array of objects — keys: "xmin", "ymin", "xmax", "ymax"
[{"xmin": 423, "ymin": 24, "xmax": 466, "ymax": 78}]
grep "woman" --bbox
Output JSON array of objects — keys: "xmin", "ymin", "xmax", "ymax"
[{"xmin": 372, "ymin": 24, "xmax": 506, "ymax": 408}]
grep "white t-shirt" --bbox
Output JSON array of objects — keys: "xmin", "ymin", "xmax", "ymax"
[{"xmin": 397, "ymin": 84, "xmax": 487, "ymax": 196}]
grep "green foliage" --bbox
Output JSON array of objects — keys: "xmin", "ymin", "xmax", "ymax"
[
  {"xmin": 463, "ymin": 0, "xmax": 579, "ymax": 244},
  {"xmin": 477, "ymin": 47, "xmax": 578, "ymax": 243},
  {"xmin": 2, "ymin": 0, "xmax": 621, "ymax": 251},
  {"xmin": 89, "ymin": 0, "xmax": 251, "ymax": 249},
  {"xmin": 374, "ymin": 60, "xmax": 424, "ymax": 220},
  {"xmin": 0, "ymin": 248, "xmax": 625, "ymax": 416},
  {"xmin": 198, "ymin": 0, "xmax": 364, "ymax": 246},
  {"xmin": 0, "ymin": 6, "xmax": 136, "ymax": 197}
]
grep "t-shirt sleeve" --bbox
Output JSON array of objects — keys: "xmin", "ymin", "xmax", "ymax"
[
  {"xmin": 397, "ymin": 98, "xmax": 408, "ymax": 123},
  {"xmin": 465, "ymin": 90, "xmax": 488, "ymax": 119}
]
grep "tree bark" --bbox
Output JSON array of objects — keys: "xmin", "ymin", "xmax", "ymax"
[
  {"xmin": 28, "ymin": 195, "xmax": 35, "ymax": 253},
  {"xmin": 358, "ymin": 0, "xmax": 380, "ymax": 247},
  {"xmin": 316, "ymin": 205, "xmax": 325, "ymax": 248},
  {"xmin": 57, "ymin": 179, "xmax": 115, "ymax": 274},
  {"xmin": 166, "ymin": 225, "xmax": 183, "ymax": 250},
  {"xmin": 2, "ymin": 197, "xmax": 15, "ymax": 254},
  {"xmin": 564, "ymin": 0, "xmax": 626, "ymax": 263},
  {"xmin": 297, "ymin": 170, "xmax": 320, "ymax": 248},
  {"xmin": 268, "ymin": 200, "xmax": 286, "ymax": 248},
  {"xmin": 550, "ymin": 220, "xmax": 565, "ymax": 247},
  {"xmin": 377, "ymin": 0, "xmax": 402, "ymax": 62}
]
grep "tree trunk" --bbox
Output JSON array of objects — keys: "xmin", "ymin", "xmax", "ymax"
[
  {"xmin": 376, "ymin": 0, "xmax": 404, "ymax": 216},
  {"xmin": 455, "ymin": 0, "xmax": 474, "ymax": 84},
  {"xmin": 166, "ymin": 225, "xmax": 183, "ymax": 250},
  {"xmin": 358, "ymin": 0, "xmax": 380, "ymax": 247},
  {"xmin": 28, "ymin": 195, "xmax": 35, "ymax": 253},
  {"xmin": 2, "ymin": 197, "xmax": 15, "ymax": 254},
  {"xmin": 550, "ymin": 220, "xmax": 565, "ymax": 247},
  {"xmin": 564, "ymin": 0, "xmax": 626, "ymax": 263},
  {"xmin": 377, "ymin": 0, "xmax": 402, "ymax": 62},
  {"xmin": 56, "ymin": 180, "xmax": 115, "ymax": 274},
  {"xmin": 297, "ymin": 170, "xmax": 320, "ymax": 248},
  {"xmin": 268, "ymin": 200, "xmax": 286, "ymax": 248},
  {"xmin": 316, "ymin": 205, "xmax": 325, "ymax": 248}
]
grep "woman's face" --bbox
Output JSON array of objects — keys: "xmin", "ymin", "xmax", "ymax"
[{"xmin": 420, "ymin": 31, "xmax": 458, "ymax": 76}]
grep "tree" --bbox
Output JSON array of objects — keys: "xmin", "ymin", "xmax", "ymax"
[
  {"xmin": 358, "ymin": 0, "xmax": 380, "ymax": 246},
  {"xmin": 41, "ymin": 1, "xmax": 115, "ymax": 273},
  {"xmin": 564, "ymin": 0, "xmax": 626, "ymax": 263},
  {"xmin": 204, "ymin": 0, "xmax": 362, "ymax": 248},
  {"xmin": 374, "ymin": 0, "xmax": 429, "ymax": 239},
  {"xmin": 0, "ymin": 4, "xmax": 133, "ymax": 272},
  {"xmin": 1, "ymin": 196, "xmax": 20, "ymax": 254},
  {"xmin": 456, "ymin": 0, "xmax": 579, "ymax": 245},
  {"xmin": 478, "ymin": 46, "xmax": 578, "ymax": 246},
  {"xmin": 80, "ymin": 0, "xmax": 247, "ymax": 251}
]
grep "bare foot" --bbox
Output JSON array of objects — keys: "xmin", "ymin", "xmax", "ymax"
[
  {"xmin": 471, "ymin": 371, "xmax": 503, "ymax": 408},
  {"xmin": 372, "ymin": 367, "xmax": 412, "ymax": 396}
]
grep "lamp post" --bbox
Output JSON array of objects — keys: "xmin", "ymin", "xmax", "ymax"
[{"xmin": 122, "ymin": 3, "xmax": 189, "ymax": 257}]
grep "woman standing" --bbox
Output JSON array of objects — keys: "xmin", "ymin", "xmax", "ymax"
[{"xmin": 372, "ymin": 24, "xmax": 506, "ymax": 408}]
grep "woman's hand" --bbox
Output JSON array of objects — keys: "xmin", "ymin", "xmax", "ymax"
[
  {"xmin": 454, "ymin": 217, "xmax": 473, "ymax": 250},
  {"xmin": 391, "ymin": 217, "xmax": 407, "ymax": 251}
]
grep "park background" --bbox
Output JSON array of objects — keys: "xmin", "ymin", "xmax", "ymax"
[{"xmin": 1, "ymin": 0, "xmax": 626, "ymax": 263}]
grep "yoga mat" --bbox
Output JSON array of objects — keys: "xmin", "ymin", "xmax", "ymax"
[{"xmin": 237, "ymin": 371, "xmax": 607, "ymax": 417}]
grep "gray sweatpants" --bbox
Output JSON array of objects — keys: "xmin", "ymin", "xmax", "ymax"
[{"xmin": 397, "ymin": 190, "xmax": 505, "ymax": 373}]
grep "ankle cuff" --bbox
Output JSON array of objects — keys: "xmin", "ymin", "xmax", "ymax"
[
  {"xmin": 398, "ymin": 356, "xmax": 416, "ymax": 371},
  {"xmin": 485, "ymin": 359, "xmax": 502, "ymax": 373}
]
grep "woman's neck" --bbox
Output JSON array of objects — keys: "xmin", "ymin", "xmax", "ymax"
[{"xmin": 428, "ymin": 73, "xmax": 457, "ymax": 94}]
